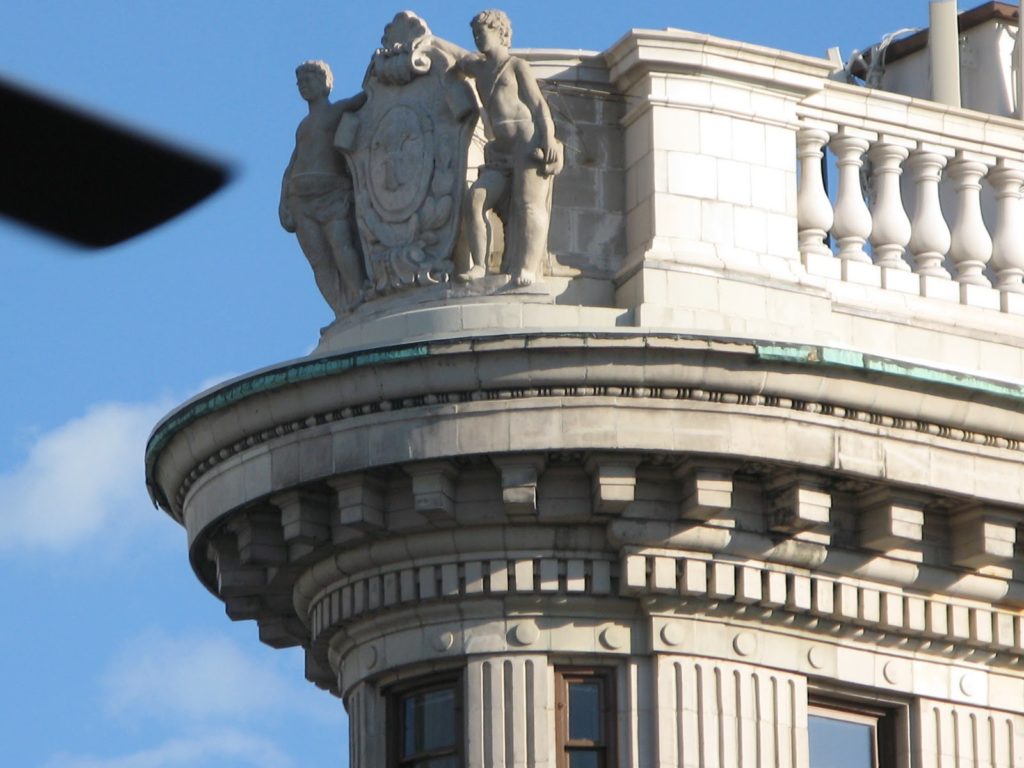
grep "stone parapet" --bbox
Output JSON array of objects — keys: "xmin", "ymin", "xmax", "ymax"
[{"xmin": 296, "ymin": 40, "xmax": 1024, "ymax": 395}]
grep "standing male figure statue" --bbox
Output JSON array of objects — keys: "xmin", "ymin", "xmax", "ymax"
[
  {"xmin": 453, "ymin": 10, "xmax": 563, "ymax": 286},
  {"xmin": 280, "ymin": 61, "xmax": 367, "ymax": 315}
]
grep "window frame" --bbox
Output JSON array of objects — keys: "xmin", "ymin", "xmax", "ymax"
[
  {"xmin": 387, "ymin": 672, "xmax": 464, "ymax": 768},
  {"xmin": 808, "ymin": 695, "xmax": 899, "ymax": 768},
  {"xmin": 555, "ymin": 666, "xmax": 617, "ymax": 768}
]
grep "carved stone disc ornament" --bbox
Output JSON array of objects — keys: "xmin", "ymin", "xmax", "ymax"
[
  {"xmin": 368, "ymin": 105, "xmax": 433, "ymax": 221},
  {"xmin": 336, "ymin": 12, "xmax": 477, "ymax": 294}
]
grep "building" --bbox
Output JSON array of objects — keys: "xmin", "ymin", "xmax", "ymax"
[{"xmin": 146, "ymin": 3, "xmax": 1024, "ymax": 766}]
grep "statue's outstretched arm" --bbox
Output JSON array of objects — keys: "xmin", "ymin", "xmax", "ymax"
[
  {"xmin": 429, "ymin": 36, "xmax": 474, "ymax": 69},
  {"xmin": 328, "ymin": 90, "xmax": 368, "ymax": 123},
  {"xmin": 337, "ymin": 90, "xmax": 368, "ymax": 112},
  {"xmin": 515, "ymin": 59, "xmax": 560, "ymax": 165}
]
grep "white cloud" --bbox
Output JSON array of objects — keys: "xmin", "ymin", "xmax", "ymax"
[
  {"xmin": 41, "ymin": 729, "xmax": 294, "ymax": 768},
  {"xmin": 101, "ymin": 630, "xmax": 338, "ymax": 724},
  {"xmin": 0, "ymin": 399, "xmax": 171, "ymax": 551},
  {"xmin": 0, "ymin": 373, "xmax": 239, "ymax": 554}
]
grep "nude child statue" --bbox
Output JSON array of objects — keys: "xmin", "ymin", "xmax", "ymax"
[
  {"xmin": 455, "ymin": 10, "xmax": 563, "ymax": 286},
  {"xmin": 279, "ymin": 61, "xmax": 367, "ymax": 314}
]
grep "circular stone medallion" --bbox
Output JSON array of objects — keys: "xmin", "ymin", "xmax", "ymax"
[
  {"xmin": 512, "ymin": 620, "xmax": 540, "ymax": 646},
  {"xmin": 732, "ymin": 632, "xmax": 757, "ymax": 657},
  {"xmin": 661, "ymin": 624, "xmax": 685, "ymax": 647},
  {"xmin": 807, "ymin": 646, "xmax": 826, "ymax": 670},
  {"xmin": 600, "ymin": 626, "xmax": 627, "ymax": 650}
]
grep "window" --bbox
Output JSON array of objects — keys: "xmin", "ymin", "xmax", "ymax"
[
  {"xmin": 809, "ymin": 701, "xmax": 897, "ymax": 768},
  {"xmin": 556, "ymin": 668, "xmax": 616, "ymax": 768},
  {"xmin": 390, "ymin": 676, "xmax": 462, "ymax": 768}
]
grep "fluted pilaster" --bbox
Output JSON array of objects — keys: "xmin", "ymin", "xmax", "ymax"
[
  {"xmin": 466, "ymin": 655, "xmax": 552, "ymax": 768},
  {"xmin": 655, "ymin": 656, "xmax": 808, "ymax": 768}
]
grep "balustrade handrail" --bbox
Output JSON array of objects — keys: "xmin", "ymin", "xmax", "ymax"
[
  {"xmin": 800, "ymin": 80, "xmax": 1024, "ymax": 161},
  {"xmin": 796, "ymin": 80, "xmax": 1024, "ymax": 311}
]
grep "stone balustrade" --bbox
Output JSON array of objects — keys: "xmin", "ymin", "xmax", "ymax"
[
  {"xmin": 602, "ymin": 27, "xmax": 1024, "ymax": 378},
  {"xmin": 798, "ymin": 81, "xmax": 1024, "ymax": 313}
]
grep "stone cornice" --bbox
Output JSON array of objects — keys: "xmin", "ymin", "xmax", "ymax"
[
  {"xmin": 757, "ymin": 341, "xmax": 1024, "ymax": 400},
  {"xmin": 148, "ymin": 334, "xmax": 1024, "ymax": 526},
  {"xmin": 604, "ymin": 28, "xmax": 835, "ymax": 96},
  {"xmin": 173, "ymin": 377, "xmax": 1022, "ymax": 515},
  {"xmin": 145, "ymin": 342, "xmax": 429, "ymax": 512}
]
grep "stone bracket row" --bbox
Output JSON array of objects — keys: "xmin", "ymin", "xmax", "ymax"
[{"xmin": 197, "ymin": 455, "xmax": 1022, "ymax": 657}]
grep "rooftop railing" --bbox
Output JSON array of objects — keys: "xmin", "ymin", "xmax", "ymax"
[
  {"xmin": 797, "ymin": 80, "xmax": 1024, "ymax": 314},
  {"xmin": 605, "ymin": 27, "xmax": 1024, "ymax": 338}
]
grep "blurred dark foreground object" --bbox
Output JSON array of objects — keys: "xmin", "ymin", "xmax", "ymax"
[{"xmin": 0, "ymin": 78, "xmax": 229, "ymax": 248}]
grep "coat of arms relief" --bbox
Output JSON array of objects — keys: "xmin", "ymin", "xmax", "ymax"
[{"xmin": 279, "ymin": 9, "xmax": 565, "ymax": 317}]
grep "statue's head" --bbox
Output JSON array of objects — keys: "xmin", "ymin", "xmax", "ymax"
[
  {"xmin": 295, "ymin": 60, "xmax": 333, "ymax": 99},
  {"xmin": 471, "ymin": 9, "xmax": 512, "ymax": 48}
]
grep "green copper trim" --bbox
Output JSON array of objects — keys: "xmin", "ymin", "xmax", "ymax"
[
  {"xmin": 756, "ymin": 342, "xmax": 1024, "ymax": 400},
  {"xmin": 147, "ymin": 335, "xmax": 1024, "ymax": 481},
  {"xmin": 145, "ymin": 343, "xmax": 429, "ymax": 467}
]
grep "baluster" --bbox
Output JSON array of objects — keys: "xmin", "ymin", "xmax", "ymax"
[
  {"xmin": 947, "ymin": 152, "xmax": 993, "ymax": 286},
  {"xmin": 867, "ymin": 139, "xmax": 912, "ymax": 269},
  {"xmin": 829, "ymin": 130, "xmax": 873, "ymax": 263},
  {"xmin": 796, "ymin": 127, "xmax": 834, "ymax": 259},
  {"xmin": 988, "ymin": 160, "xmax": 1024, "ymax": 296},
  {"xmin": 907, "ymin": 148, "xmax": 952, "ymax": 278}
]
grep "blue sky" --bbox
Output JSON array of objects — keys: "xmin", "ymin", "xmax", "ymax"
[{"xmin": 1, "ymin": 1, "xmax": 935, "ymax": 765}]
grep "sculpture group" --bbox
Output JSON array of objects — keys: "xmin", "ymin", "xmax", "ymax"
[{"xmin": 278, "ymin": 9, "xmax": 563, "ymax": 316}]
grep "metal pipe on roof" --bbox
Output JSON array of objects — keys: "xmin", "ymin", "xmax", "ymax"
[
  {"xmin": 929, "ymin": 0, "xmax": 962, "ymax": 107},
  {"xmin": 1016, "ymin": 8, "xmax": 1024, "ymax": 118}
]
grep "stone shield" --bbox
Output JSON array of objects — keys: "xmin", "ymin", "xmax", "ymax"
[{"xmin": 335, "ymin": 13, "xmax": 477, "ymax": 295}]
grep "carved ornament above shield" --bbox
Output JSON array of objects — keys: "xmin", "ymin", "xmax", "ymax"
[{"xmin": 335, "ymin": 12, "xmax": 477, "ymax": 295}]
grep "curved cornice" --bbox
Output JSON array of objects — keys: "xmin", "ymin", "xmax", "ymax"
[{"xmin": 147, "ymin": 332, "xmax": 1024, "ymax": 521}]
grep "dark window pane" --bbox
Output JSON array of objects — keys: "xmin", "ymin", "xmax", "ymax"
[
  {"xmin": 414, "ymin": 757, "xmax": 459, "ymax": 768},
  {"xmin": 421, "ymin": 688, "xmax": 456, "ymax": 751},
  {"xmin": 402, "ymin": 687, "xmax": 456, "ymax": 756},
  {"xmin": 568, "ymin": 750, "xmax": 601, "ymax": 768},
  {"xmin": 809, "ymin": 714, "xmax": 874, "ymax": 768},
  {"xmin": 569, "ymin": 682, "xmax": 602, "ymax": 741},
  {"xmin": 403, "ymin": 697, "xmax": 417, "ymax": 756}
]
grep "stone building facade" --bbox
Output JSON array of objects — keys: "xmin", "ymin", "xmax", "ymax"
[{"xmin": 147, "ymin": 5, "xmax": 1024, "ymax": 766}]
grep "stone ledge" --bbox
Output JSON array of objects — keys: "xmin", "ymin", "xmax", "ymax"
[
  {"xmin": 149, "ymin": 332, "xmax": 1024, "ymax": 522},
  {"xmin": 622, "ymin": 549, "xmax": 1024, "ymax": 664},
  {"xmin": 310, "ymin": 553, "xmax": 618, "ymax": 646}
]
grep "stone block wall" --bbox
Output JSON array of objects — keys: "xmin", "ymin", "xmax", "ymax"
[{"xmin": 528, "ymin": 53, "xmax": 627, "ymax": 280}]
